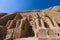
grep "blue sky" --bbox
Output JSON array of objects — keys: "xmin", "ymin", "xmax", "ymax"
[{"xmin": 0, "ymin": 0, "xmax": 60, "ymax": 13}]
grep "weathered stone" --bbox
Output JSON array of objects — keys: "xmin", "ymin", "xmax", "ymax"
[
  {"xmin": 4, "ymin": 29, "xmax": 14, "ymax": 40},
  {"xmin": 0, "ymin": 26, "xmax": 7, "ymax": 40},
  {"xmin": 0, "ymin": 6, "xmax": 60, "ymax": 40}
]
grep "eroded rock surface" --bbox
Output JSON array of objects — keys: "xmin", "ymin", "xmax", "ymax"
[{"xmin": 0, "ymin": 6, "xmax": 60, "ymax": 40}]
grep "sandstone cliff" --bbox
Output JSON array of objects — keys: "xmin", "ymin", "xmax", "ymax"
[{"xmin": 0, "ymin": 6, "xmax": 60, "ymax": 40}]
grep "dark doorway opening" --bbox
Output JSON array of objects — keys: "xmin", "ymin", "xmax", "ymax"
[
  {"xmin": 58, "ymin": 23, "xmax": 60, "ymax": 27},
  {"xmin": 21, "ymin": 25, "xmax": 34, "ymax": 38},
  {"xmin": 44, "ymin": 22, "xmax": 49, "ymax": 28},
  {"xmin": 26, "ymin": 26, "xmax": 34, "ymax": 37}
]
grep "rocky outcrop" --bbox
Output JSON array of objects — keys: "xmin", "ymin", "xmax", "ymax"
[
  {"xmin": 43, "ymin": 6, "xmax": 60, "ymax": 24},
  {"xmin": 0, "ymin": 6, "xmax": 60, "ymax": 40},
  {"xmin": 0, "ymin": 13, "xmax": 7, "ymax": 18}
]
